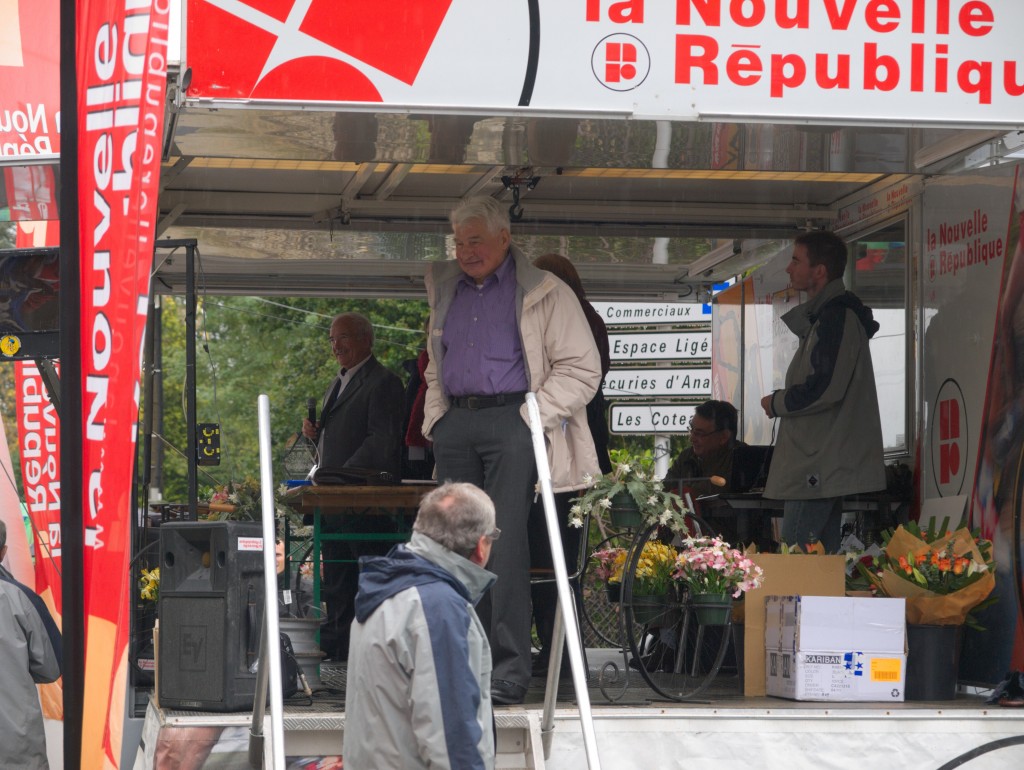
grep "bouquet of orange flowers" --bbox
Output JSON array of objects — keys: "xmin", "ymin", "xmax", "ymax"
[{"xmin": 857, "ymin": 520, "xmax": 995, "ymax": 627}]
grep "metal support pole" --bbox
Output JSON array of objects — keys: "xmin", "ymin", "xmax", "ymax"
[
  {"xmin": 526, "ymin": 394, "xmax": 602, "ymax": 769},
  {"xmin": 139, "ymin": 293, "xmax": 158, "ymax": 531},
  {"xmin": 654, "ymin": 436, "xmax": 671, "ymax": 480},
  {"xmin": 248, "ymin": 620, "xmax": 270, "ymax": 768},
  {"xmin": 185, "ymin": 244, "xmax": 198, "ymax": 518},
  {"xmin": 58, "ymin": 0, "xmax": 84, "ymax": 759},
  {"xmin": 250, "ymin": 394, "xmax": 286, "ymax": 768}
]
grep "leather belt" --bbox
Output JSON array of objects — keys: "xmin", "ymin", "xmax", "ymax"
[{"xmin": 450, "ymin": 392, "xmax": 527, "ymax": 410}]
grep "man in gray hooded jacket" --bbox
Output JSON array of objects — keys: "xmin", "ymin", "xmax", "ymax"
[
  {"xmin": 0, "ymin": 520, "xmax": 62, "ymax": 770},
  {"xmin": 343, "ymin": 482, "xmax": 498, "ymax": 770},
  {"xmin": 761, "ymin": 231, "xmax": 886, "ymax": 553}
]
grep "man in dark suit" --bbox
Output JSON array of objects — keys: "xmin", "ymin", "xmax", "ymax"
[{"xmin": 302, "ymin": 312, "xmax": 404, "ymax": 659}]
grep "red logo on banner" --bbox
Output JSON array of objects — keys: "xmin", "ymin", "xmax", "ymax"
[
  {"xmin": 591, "ymin": 34, "xmax": 650, "ymax": 92},
  {"xmin": 930, "ymin": 378, "xmax": 967, "ymax": 496},
  {"xmin": 605, "ymin": 42, "xmax": 637, "ymax": 83},
  {"xmin": 186, "ymin": 0, "xmax": 454, "ymax": 101},
  {"xmin": 939, "ymin": 398, "xmax": 960, "ymax": 484}
]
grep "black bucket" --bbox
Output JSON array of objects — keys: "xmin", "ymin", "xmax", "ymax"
[{"xmin": 905, "ymin": 623, "xmax": 963, "ymax": 701}]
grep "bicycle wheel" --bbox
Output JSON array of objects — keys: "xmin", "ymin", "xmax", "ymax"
[{"xmin": 621, "ymin": 517, "xmax": 735, "ymax": 701}]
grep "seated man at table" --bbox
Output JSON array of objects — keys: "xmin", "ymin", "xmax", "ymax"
[
  {"xmin": 343, "ymin": 482, "xmax": 497, "ymax": 769},
  {"xmin": 665, "ymin": 400, "xmax": 748, "ymax": 545},
  {"xmin": 301, "ymin": 311, "xmax": 405, "ymax": 660},
  {"xmin": 666, "ymin": 400, "xmax": 746, "ymax": 498}
]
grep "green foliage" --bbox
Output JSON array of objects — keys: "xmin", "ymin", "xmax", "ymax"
[
  {"xmin": 0, "ymin": 223, "xmax": 15, "ymax": 249},
  {"xmin": 570, "ymin": 452, "xmax": 690, "ymax": 532},
  {"xmin": 154, "ymin": 295, "xmax": 428, "ymax": 499}
]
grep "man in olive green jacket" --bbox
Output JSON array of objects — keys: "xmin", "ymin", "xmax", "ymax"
[{"xmin": 761, "ymin": 231, "xmax": 885, "ymax": 553}]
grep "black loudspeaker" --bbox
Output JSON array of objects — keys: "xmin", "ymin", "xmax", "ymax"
[{"xmin": 157, "ymin": 520, "xmax": 266, "ymax": 711}]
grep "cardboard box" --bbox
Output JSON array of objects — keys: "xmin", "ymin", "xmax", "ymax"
[
  {"xmin": 742, "ymin": 554, "xmax": 846, "ymax": 696},
  {"xmin": 765, "ymin": 595, "xmax": 907, "ymax": 702}
]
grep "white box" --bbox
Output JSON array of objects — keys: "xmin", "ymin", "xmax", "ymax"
[{"xmin": 765, "ymin": 595, "xmax": 907, "ymax": 702}]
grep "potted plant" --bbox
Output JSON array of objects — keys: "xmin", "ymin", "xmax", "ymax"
[
  {"xmin": 592, "ymin": 545, "xmax": 628, "ymax": 602},
  {"xmin": 855, "ymin": 520, "xmax": 996, "ymax": 700},
  {"xmin": 673, "ymin": 536, "xmax": 765, "ymax": 625},
  {"xmin": 132, "ymin": 565, "xmax": 161, "ymax": 685},
  {"xmin": 570, "ymin": 453, "xmax": 690, "ymax": 532},
  {"xmin": 596, "ymin": 540, "xmax": 681, "ymax": 624},
  {"xmin": 855, "ymin": 520, "xmax": 995, "ymax": 626},
  {"xmin": 205, "ymin": 478, "xmax": 305, "ymax": 536},
  {"xmin": 139, "ymin": 566, "xmax": 160, "ymax": 603}
]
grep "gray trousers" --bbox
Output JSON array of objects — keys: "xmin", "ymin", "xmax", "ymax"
[
  {"xmin": 781, "ymin": 497, "xmax": 843, "ymax": 553},
  {"xmin": 432, "ymin": 402, "xmax": 538, "ymax": 687}
]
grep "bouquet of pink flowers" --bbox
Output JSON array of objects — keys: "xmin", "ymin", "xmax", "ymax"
[
  {"xmin": 591, "ymin": 546, "xmax": 627, "ymax": 583},
  {"xmin": 673, "ymin": 536, "xmax": 765, "ymax": 598}
]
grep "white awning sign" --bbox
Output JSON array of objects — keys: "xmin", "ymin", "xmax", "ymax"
[
  {"xmin": 609, "ymin": 404, "xmax": 697, "ymax": 435},
  {"xmin": 604, "ymin": 368, "xmax": 712, "ymax": 399},
  {"xmin": 609, "ymin": 332, "xmax": 711, "ymax": 361},
  {"xmin": 591, "ymin": 302, "xmax": 710, "ymax": 326}
]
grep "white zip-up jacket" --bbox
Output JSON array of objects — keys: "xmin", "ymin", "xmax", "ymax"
[{"xmin": 423, "ymin": 246, "xmax": 602, "ymax": 491}]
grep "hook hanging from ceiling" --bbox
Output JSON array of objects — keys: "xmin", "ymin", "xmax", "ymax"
[
  {"xmin": 501, "ymin": 171, "xmax": 541, "ymax": 223},
  {"xmin": 509, "ymin": 184, "xmax": 524, "ymax": 222}
]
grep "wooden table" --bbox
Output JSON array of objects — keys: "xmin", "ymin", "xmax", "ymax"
[{"xmin": 280, "ymin": 483, "xmax": 436, "ymax": 613}]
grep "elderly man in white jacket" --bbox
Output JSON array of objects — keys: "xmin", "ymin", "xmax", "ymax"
[{"xmin": 423, "ymin": 196, "xmax": 601, "ymax": 705}]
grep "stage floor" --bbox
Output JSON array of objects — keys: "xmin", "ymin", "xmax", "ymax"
[{"xmin": 133, "ymin": 651, "xmax": 1024, "ymax": 770}]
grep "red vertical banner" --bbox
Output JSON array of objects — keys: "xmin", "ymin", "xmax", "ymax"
[
  {"xmin": 76, "ymin": 0, "xmax": 169, "ymax": 766},
  {"xmin": 13, "ymin": 220, "xmax": 65, "ymax": 727},
  {"xmin": 13, "ymin": 221, "xmax": 61, "ymax": 605},
  {"xmin": 15, "ymin": 359, "xmax": 63, "ymax": 607},
  {"xmin": 14, "ymin": 358, "xmax": 65, "ymax": 725}
]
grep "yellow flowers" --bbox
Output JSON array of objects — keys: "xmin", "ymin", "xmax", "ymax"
[
  {"xmin": 139, "ymin": 567, "xmax": 160, "ymax": 602},
  {"xmin": 606, "ymin": 540, "xmax": 679, "ymax": 595}
]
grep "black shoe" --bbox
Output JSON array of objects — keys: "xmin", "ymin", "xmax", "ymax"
[
  {"xmin": 491, "ymin": 679, "xmax": 527, "ymax": 705},
  {"xmin": 988, "ymin": 671, "xmax": 1024, "ymax": 706}
]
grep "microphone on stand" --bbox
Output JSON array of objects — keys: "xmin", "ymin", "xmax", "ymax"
[
  {"xmin": 703, "ymin": 475, "xmax": 728, "ymax": 488},
  {"xmin": 666, "ymin": 475, "xmax": 728, "ymax": 491}
]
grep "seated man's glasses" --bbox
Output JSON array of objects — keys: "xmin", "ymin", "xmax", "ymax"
[
  {"xmin": 688, "ymin": 421, "xmax": 723, "ymax": 439},
  {"xmin": 485, "ymin": 527, "xmax": 502, "ymax": 542}
]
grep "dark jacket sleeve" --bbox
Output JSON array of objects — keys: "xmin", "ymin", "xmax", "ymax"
[
  {"xmin": 344, "ymin": 366, "xmax": 406, "ymax": 479},
  {"xmin": 774, "ymin": 304, "xmax": 863, "ymax": 418}
]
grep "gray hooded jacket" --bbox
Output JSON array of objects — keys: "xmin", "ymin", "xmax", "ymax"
[{"xmin": 342, "ymin": 532, "xmax": 497, "ymax": 770}]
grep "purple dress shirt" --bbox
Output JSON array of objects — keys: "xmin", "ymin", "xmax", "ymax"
[{"xmin": 442, "ymin": 254, "xmax": 529, "ymax": 397}]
